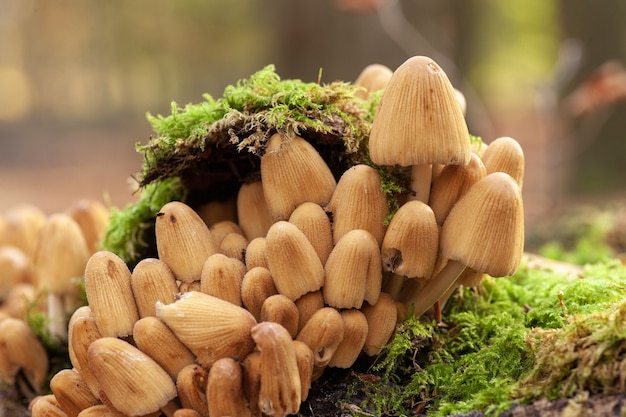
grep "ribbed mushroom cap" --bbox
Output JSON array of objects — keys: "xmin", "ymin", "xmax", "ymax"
[
  {"xmin": 218, "ymin": 232, "xmax": 249, "ymax": 262},
  {"xmin": 84, "ymin": 251, "xmax": 139, "ymax": 338},
  {"xmin": 265, "ymin": 221, "xmax": 325, "ymax": 301},
  {"xmin": 131, "ymin": 258, "xmax": 178, "ymax": 318},
  {"xmin": 323, "ymin": 229, "xmax": 382, "ymax": 309},
  {"xmin": 66, "ymin": 198, "xmax": 110, "ymax": 255},
  {"xmin": 236, "ymin": 181, "xmax": 274, "ymax": 240},
  {"xmin": 30, "ymin": 394, "xmax": 66, "ymax": 417},
  {"xmin": 288, "ymin": 202, "xmax": 333, "ymax": 265},
  {"xmin": 429, "ymin": 153, "xmax": 486, "ymax": 225},
  {"xmin": 361, "ymin": 292, "xmax": 397, "ymax": 356},
  {"xmin": 209, "ymin": 220, "xmax": 244, "ymax": 246},
  {"xmin": 87, "ymin": 337, "xmax": 177, "ymax": 416},
  {"xmin": 261, "ymin": 133, "xmax": 336, "ymax": 221},
  {"xmin": 260, "ymin": 294, "xmax": 300, "ymax": 338},
  {"xmin": 440, "ymin": 172, "xmax": 524, "ymax": 277},
  {"xmin": 326, "ymin": 164, "xmax": 389, "ymax": 246},
  {"xmin": 156, "ymin": 291, "xmax": 257, "ymax": 367},
  {"xmin": 354, "ymin": 63, "xmax": 393, "ymax": 100},
  {"xmin": 294, "ymin": 290, "xmax": 324, "ymax": 334},
  {"xmin": 369, "ymin": 56, "xmax": 470, "ymax": 168},
  {"xmin": 176, "ymin": 364, "xmax": 209, "ymax": 417},
  {"xmin": 328, "ymin": 309, "xmax": 369, "ymax": 368},
  {"xmin": 50, "ymin": 368, "xmax": 100, "ymax": 417},
  {"xmin": 241, "ymin": 266, "xmax": 278, "ymax": 321},
  {"xmin": 155, "ymin": 201, "xmax": 219, "ymax": 283},
  {"xmin": 481, "ymin": 136, "xmax": 525, "ymax": 189},
  {"xmin": 67, "ymin": 314, "xmax": 103, "ymax": 400},
  {"xmin": 200, "ymin": 253, "xmax": 246, "ymax": 306},
  {"xmin": 244, "ymin": 237, "xmax": 268, "ymax": 270},
  {"xmin": 295, "ymin": 307, "xmax": 345, "ymax": 368},
  {"xmin": 292, "ymin": 340, "xmax": 314, "ymax": 402},
  {"xmin": 206, "ymin": 357, "xmax": 249, "ymax": 417},
  {"xmin": 0, "ymin": 246, "xmax": 34, "ymax": 301},
  {"xmin": 381, "ymin": 200, "xmax": 439, "ymax": 279}
]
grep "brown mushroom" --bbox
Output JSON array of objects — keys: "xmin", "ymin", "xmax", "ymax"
[
  {"xmin": 244, "ymin": 237, "xmax": 268, "ymax": 270},
  {"xmin": 176, "ymin": 364, "xmax": 209, "ymax": 417},
  {"xmin": 66, "ymin": 198, "xmax": 110, "ymax": 255},
  {"xmin": 131, "ymin": 258, "xmax": 178, "ymax": 318},
  {"xmin": 354, "ymin": 63, "xmax": 393, "ymax": 100},
  {"xmin": 361, "ymin": 292, "xmax": 397, "ymax": 356},
  {"xmin": 50, "ymin": 369, "xmax": 100, "ymax": 417},
  {"xmin": 200, "ymin": 253, "xmax": 246, "ymax": 306},
  {"xmin": 288, "ymin": 202, "xmax": 333, "ymax": 265},
  {"xmin": 206, "ymin": 357, "xmax": 250, "ymax": 417},
  {"xmin": 295, "ymin": 307, "xmax": 344, "ymax": 368},
  {"xmin": 328, "ymin": 309, "xmax": 369, "ymax": 368},
  {"xmin": 241, "ymin": 266, "xmax": 278, "ymax": 321},
  {"xmin": 481, "ymin": 136, "xmax": 525, "ymax": 189},
  {"xmin": 236, "ymin": 181, "xmax": 274, "ymax": 240},
  {"xmin": 260, "ymin": 294, "xmax": 300, "ymax": 338}
]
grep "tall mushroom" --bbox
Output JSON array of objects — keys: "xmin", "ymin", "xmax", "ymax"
[{"xmin": 369, "ymin": 56, "xmax": 471, "ymax": 203}]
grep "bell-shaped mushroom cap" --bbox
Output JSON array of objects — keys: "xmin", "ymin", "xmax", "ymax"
[
  {"xmin": 209, "ymin": 220, "xmax": 244, "ymax": 246},
  {"xmin": 251, "ymin": 321, "xmax": 302, "ymax": 417},
  {"xmin": 0, "ymin": 246, "xmax": 34, "ymax": 301},
  {"xmin": 292, "ymin": 340, "xmax": 314, "ymax": 402},
  {"xmin": 156, "ymin": 291, "xmax": 257, "ymax": 368},
  {"xmin": 176, "ymin": 364, "xmax": 209, "ymax": 417},
  {"xmin": 265, "ymin": 221, "xmax": 325, "ymax": 301},
  {"xmin": 326, "ymin": 164, "xmax": 389, "ymax": 246},
  {"xmin": 84, "ymin": 251, "xmax": 139, "ymax": 338},
  {"xmin": 294, "ymin": 290, "xmax": 324, "ymax": 334},
  {"xmin": 441, "ymin": 172, "xmax": 524, "ymax": 277},
  {"xmin": 67, "ymin": 313, "xmax": 103, "ymax": 400},
  {"xmin": 66, "ymin": 198, "xmax": 110, "ymax": 255},
  {"xmin": 481, "ymin": 136, "xmax": 525, "ymax": 189},
  {"xmin": 0, "ymin": 317, "xmax": 49, "ymax": 391},
  {"xmin": 133, "ymin": 316, "xmax": 196, "ymax": 380},
  {"xmin": 237, "ymin": 181, "xmax": 274, "ymax": 240},
  {"xmin": 241, "ymin": 266, "xmax": 278, "ymax": 321},
  {"xmin": 369, "ymin": 56, "xmax": 470, "ymax": 168},
  {"xmin": 354, "ymin": 63, "xmax": 393, "ymax": 100},
  {"xmin": 218, "ymin": 232, "xmax": 249, "ymax": 262},
  {"xmin": 1, "ymin": 203, "xmax": 46, "ymax": 259},
  {"xmin": 50, "ymin": 368, "xmax": 100, "ymax": 416},
  {"xmin": 206, "ymin": 357, "xmax": 250, "ymax": 417},
  {"xmin": 87, "ymin": 337, "xmax": 177, "ymax": 416},
  {"xmin": 131, "ymin": 258, "xmax": 178, "ymax": 318},
  {"xmin": 429, "ymin": 153, "xmax": 486, "ymax": 225},
  {"xmin": 30, "ymin": 394, "xmax": 66, "ymax": 417},
  {"xmin": 155, "ymin": 201, "xmax": 219, "ymax": 283},
  {"xmin": 323, "ymin": 229, "xmax": 382, "ymax": 309},
  {"xmin": 244, "ymin": 237, "xmax": 268, "ymax": 270},
  {"xmin": 261, "ymin": 133, "xmax": 336, "ymax": 221},
  {"xmin": 295, "ymin": 307, "xmax": 345, "ymax": 368},
  {"xmin": 381, "ymin": 200, "xmax": 439, "ymax": 279},
  {"xmin": 260, "ymin": 294, "xmax": 300, "ymax": 338},
  {"xmin": 361, "ymin": 292, "xmax": 397, "ymax": 356},
  {"xmin": 200, "ymin": 253, "xmax": 246, "ymax": 306},
  {"xmin": 328, "ymin": 309, "xmax": 369, "ymax": 368},
  {"xmin": 288, "ymin": 202, "xmax": 333, "ymax": 265}
]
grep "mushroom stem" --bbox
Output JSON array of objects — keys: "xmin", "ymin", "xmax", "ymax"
[
  {"xmin": 409, "ymin": 164, "xmax": 432, "ymax": 203},
  {"xmin": 47, "ymin": 292, "xmax": 66, "ymax": 342},
  {"xmin": 405, "ymin": 259, "xmax": 466, "ymax": 317}
]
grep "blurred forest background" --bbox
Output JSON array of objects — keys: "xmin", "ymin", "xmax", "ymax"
[{"xmin": 1, "ymin": 0, "xmax": 626, "ymax": 231}]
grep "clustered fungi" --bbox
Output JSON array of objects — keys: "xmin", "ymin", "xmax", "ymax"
[{"xmin": 22, "ymin": 56, "xmax": 525, "ymax": 417}]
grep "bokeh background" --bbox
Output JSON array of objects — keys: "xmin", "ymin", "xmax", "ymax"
[{"xmin": 1, "ymin": 0, "xmax": 626, "ymax": 231}]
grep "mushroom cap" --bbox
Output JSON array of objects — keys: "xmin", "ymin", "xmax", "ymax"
[
  {"xmin": 49, "ymin": 368, "xmax": 100, "ymax": 416},
  {"xmin": 328, "ymin": 309, "xmax": 369, "ymax": 368},
  {"xmin": 131, "ymin": 258, "xmax": 178, "ymax": 318},
  {"xmin": 288, "ymin": 202, "xmax": 333, "ymax": 265},
  {"xmin": 206, "ymin": 357, "xmax": 249, "ymax": 417},
  {"xmin": 176, "ymin": 364, "xmax": 209, "ymax": 415},
  {"xmin": 295, "ymin": 307, "xmax": 345, "ymax": 367},
  {"xmin": 369, "ymin": 56, "xmax": 471, "ymax": 167},
  {"xmin": 354, "ymin": 63, "xmax": 393, "ymax": 100},
  {"xmin": 200, "ymin": 253, "xmax": 246, "ymax": 306},
  {"xmin": 481, "ymin": 136, "xmax": 525, "ymax": 189},
  {"xmin": 236, "ymin": 181, "xmax": 274, "ymax": 240},
  {"xmin": 440, "ymin": 172, "xmax": 524, "ymax": 277},
  {"xmin": 361, "ymin": 292, "xmax": 398, "ymax": 356},
  {"xmin": 241, "ymin": 266, "xmax": 278, "ymax": 321},
  {"xmin": 261, "ymin": 133, "xmax": 337, "ymax": 221}
]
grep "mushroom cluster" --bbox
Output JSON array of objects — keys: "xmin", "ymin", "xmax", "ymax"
[
  {"xmin": 29, "ymin": 55, "xmax": 525, "ymax": 417},
  {"xmin": 0, "ymin": 199, "xmax": 109, "ymax": 398}
]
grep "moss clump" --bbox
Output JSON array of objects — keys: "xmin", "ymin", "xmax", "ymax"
[{"xmin": 348, "ymin": 257, "xmax": 626, "ymax": 416}]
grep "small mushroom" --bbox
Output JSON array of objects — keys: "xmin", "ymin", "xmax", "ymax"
[
  {"xmin": 244, "ymin": 237, "xmax": 268, "ymax": 270},
  {"xmin": 361, "ymin": 292, "xmax": 397, "ymax": 356},
  {"xmin": 295, "ymin": 307, "xmax": 344, "ymax": 368},
  {"xmin": 155, "ymin": 201, "xmax": 219, "ymax": 283},
  {"xmin": 1, "ymin": 203, "xmax": 46, "ymax": 259},
  {"xmin": 241, "ymin": 351, "xmax": 262, "ymax": 417},
  {"xmin": 176, "ymin": 364, "xmax": 209, "ymax": 417},
  {"xmin": 84, "ymin": 251, "xmax": 139, "ymax": 338},
  {"xmin": 369, "ymin": 56, "xmax": 471, "ymax": 203},
  {"xmin": 265, "ymin": 221, "xmax": 324, "ymax": 301},
  {"xmin": 292, "ymin": 340, "xmax": 314, "ymax": 401},
  {"xmin": 328, "ymin": 309, "xmax": 369, "ymax": 368},
  {"xmin": 196, "ymin": 199, "xmax": 238, "ymax": 228},
  {"xmin": 294, "ymin": 290, "xmax": 324, "ymax": 333},
  {"xmin": 481, "ymin": 136, "xmax": 525, "ymax": 189},
  {"xmin": 156, "ymin": 291, "xmax": 257, "ymax": 368},
  {"xmin": 353, "ymin": 63, "xmax": 393, "ymax": 100},
  {"xmin": 326, "ymin": 164, "xmax": 389, "ymax": 246},
  {"xmin": 241, "ymin": 266, "xmax": 278, "ymax": 321},
  {"xmin": 219, "ymin": 232, "xmax": 249, "ymax": 262},
  {"xmin": 131, "ymin": 258, "xmax": 178, "ymax": 318},
  {"xmin": 0, "ymin": 246, "xmax": 34, "ymax": 302},
  {"xmin": 206, "ymin": 357, "xmax": 250, "ymax": 417},
  {"xmin": 66, "ymin": 198, "xmax": 110, "ymax": 255},
  {"xmin": 200, "ymin": 253, "xmax": 246, "ymax": 306},
  {"xmin": 50, "ymin": 368, "xmax": 100, "ymax": 417},
  {"xmin": 288, "ymin": 202, "xmax": 333, "ymax": 265},
  {"xmin": 260, "ymin": 294, "xmax": 300, "ymax": 338},
  {"xmin": 87, "ymin": 337, "xmax": 177, "ymax": 417},
  {"xmin": 209, "ymin": 220, "xmax": 244, "ymax": 246},
  {"xmin": 323, "ymin": 229, "xmax": 382, "ymax": 309},
  {"xmin": 251, "ymin": 322, "xmax": 302, "ymax": 417},
  {"xmin": 261, "ymin": 133, "xmax": 336, "ymax": 221},
  {"xmin": 236, "ymin": 181, "xmax": 274, "ymax": 240},
  {"xmin": 30, "ymin": 394, "xmax": 67, "ymax": 417},
  {"xmin": 67, "ymin": 313, "xmax": 103, "ymax": 400}
]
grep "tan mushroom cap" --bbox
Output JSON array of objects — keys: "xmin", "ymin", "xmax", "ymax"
[
  {"xmin": 244, "ymin": 237, "xmax": 268, "ymax": 270},
  {"xmin": 0, "ymin": 246, "xmax": 34, "ymax": 300},
  {"xmin": 369, "ymin": 55, "xmax": 470, "ymax": 168},
  {"xmin": 441, "ymin": 171, "xmax": 524, "ymax": 277},
  {"xmin": 209, "ymin": 220, "xmax": 244, "ymax": 246},
  {"xmin": 295, "ymin": 307, "xmax": 345, "ymax": 368},
  {"xmin": 50, "ymin": 368, "xmax": 100, "ymax": 416},
  {"xmin": 176, "ymin": 364, "xmax": 209, "ymax": 417},
  {"xmin": 30, "ymin": 394, "xmax": 67, "ymax": 417},
  {"xmin": 87, "ymin": 337, "xmax": 177, "ymax": 417},
  {"xmin": 206, "ymin": 357, "xmax": 249, "ymax": 417},
  {"xmin": 381, "ymin": 200, "xmax": 439, "ymax": 279},
  {"xmin": 354, "ymin": 63, "xmax": 393, "ymax": 100},
  {"xmin": 241, "ymin": 266, "xmax": 278, "ymax": 321},
  {"xmin": 361, "ymin": 292, "xmax": 397, "ymax": 356},
  {"xmin": 131, "ymin": 258, "xmax": 178, "ymax": 318},
  {"xmin": 328, "ymin": 309, "xmax": 369, "ymax": 368},
  {"xmin": 261, "ymin": 133, "xmax": 336, "ymax": 221},
  {"xmin": 155, "ymin": 201, "xmax": 219, "ymax": 283},
  {"xmin": 236, "ymin": 181, "xmax": 274, "ymax": 240},
  {"xmin": 1, "ymin": 203, "xmax": 46, "ymax": 259},
  {"xmin": 66, "ymin": 198, "xmax": 110, "ymax": 255},
  {"xmin": 481, "ymin": 136, "xmax": 525, "ymax": 189},
  {"xmin": 288, "ymin": 202, "xmax": 333, "ymax": 265},
  {"xmin": 200, "ymin": 253, "xmax": 246, "ymax": 306},
  {"xmin": 260, "ymin": 294, "xmax": 300, "ymax": 338}
]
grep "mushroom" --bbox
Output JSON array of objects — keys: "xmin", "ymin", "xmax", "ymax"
[
  {"xmin": 251, "ymin": 321, "xmax": 302, "ymax": 417},
  {"xmin": 209, "ymin": 220, "xmax": 244, "ymax": 246},
  {"xmin": 155, "ymin": 201, "xmax": 219, "ymax": 284},
  {"xmin": 326, "ymin": 164, "xmax": 389, "ymax": 246},
  {"xmin": 295, "ymin": 307, "xmax": 345, "ymax": 368},
  {"xmin": 84, "ymin": 251, "xmax": 139, "ymax": 338},
  {"xmin": 132, "ymin": 316, "xmax": 196, "ymax": 380},
  {"xmin": 323, "ymin": 229, "xmax": 382, "ymax": 309},
  {"xmin": 87, "ymin": 337, "xmax": 177, "ymax": 417},
  {"xmin": 50, "ymin": 368, "xmax": 100, "ymax": 417},
  {"xmin": 236, "ymin": 181, "xmax": 274, "ymax": 240},
  {"xmin": 241, "ymin": 266, "xmax": 278, "ymax": 321},
  {"xmin": 354, "ymin": 63, "xmax": 393, "ymax": 100},
  {"xmin": 176, "ymin": 364, "xmax": 209, "ymax": 417},
  {"xmin": 265, "ymin": 221, "xmax": 324, "ymax": 301},
  {"xmin": 260, "ymin": 133, "xmax": 336, "ymax": 221},
  {"xmin": 480, "ymin": 136, "xmax": 525, "ymax": 189},
  {"xmin": 328, "ymin": 309, "xmax": 369, "ymax": 368},
  {"xmin": 241, "ymin": 351, "xmax": 262, "ymax": 417},
  {"xmin": 33, "ymin": 213, "xmax": 91, "ymax": 341},
  {"xmin": 404, "ymin": 172, "xmax": 524, "ymax": 317},
  {"xmin": 206, "ymin": 357, "xmax": 250, "ymax": 417},
  {"xmin": 1, "ymin": 203, "xmax": 46, "ymax": 259},
  {"xmin": 292, "ymin": 340, "xmax": 314, "ymax": 401},
  {"xmin": 219, "ymin": 232, "xmax": 249, "ymax": 262},
  {"xmin": 361, "ymin": 292, "xmax": 398, "ymax": 356},
  {"xmin": 66, "ymin": 198, "xmax": 110, "ymax": 255},
  {"xmin": 288, "ymin": 202, "xmax": 333, "ymax": 265},
  {"xmin": 200, "ymin": 253, "xmax": 246, "ymax": 306},
  {"xmin": 0, "ymin": 246, "xmax": 34, "ymax": 303},
  {"xmin": 30, "ymin": 394, "xmax": 67, "ymax": 417},
  {"xmin": 130, "ymin": 258, "xmax": 178, "ymax": 318},
  {"xmin": 67, "ymin": 312, "xmax": 103, "ymax": 400},
  {"xmin": 294, "ymin": 290, "xmax": 325, "ymax": 333},
  {"xmin": 195, "ymin": 199, "xmax": 238, "ymax": 228},
  {"xmin": 156, "ymin": 291, "xmax": 257, "ymax": 368},
  {"xmin": 368, "ymin": 56, "xmax": 471, "ymax": 203},
  {"xmin": 244, "ymin": 237, "xmax": 268, "ymax": 270},
  {"xmin": 260, "ymin": 294, "xmax": 300, "ymax": 338}
]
